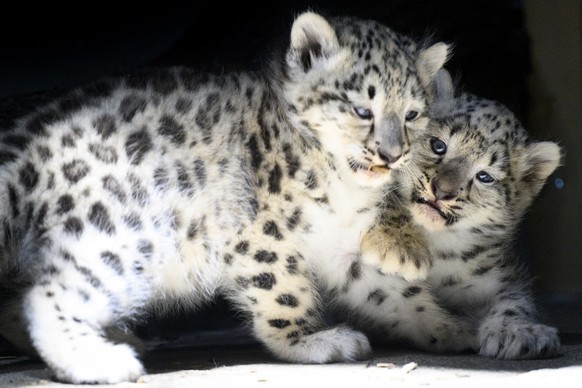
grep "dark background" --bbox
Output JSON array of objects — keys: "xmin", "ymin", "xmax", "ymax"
[
  {"xmin": 0, "ymin": 1, "xmax": 530, "ymax": 118},
  {"xmin": 2, "ymin": 1, "xmax": 578, "ymax": 346}
]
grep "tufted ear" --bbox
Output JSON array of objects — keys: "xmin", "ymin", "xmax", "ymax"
[
  {"xmin": 517, "ymin": 141, "xmax": 562, "ymax": 199},
  {"xmin": 289, "ymin": 12, "xmax": 340, "ymax": 72},
  {"xmin": 417, "ymin": 42, "xmax": 450, "ymax": 87},
  {"xmin": 429, "ymin": 69, "xmax": 455, "ymax": 118}
]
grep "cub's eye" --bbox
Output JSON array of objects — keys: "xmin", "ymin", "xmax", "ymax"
[
  {"xmin": 354, "ymin": 107, "xmax": 373, "ymax": 120},
  {"xmin": 405, "ymin": 110, "xmax": 419, "ymax": 121},
  {"xmin": 430, "ymin": 138, "xmax": 447, "ymax": 155},
  {"xmin": 476, "ymin": 171, "xmax": 495, "ymax": 184}
]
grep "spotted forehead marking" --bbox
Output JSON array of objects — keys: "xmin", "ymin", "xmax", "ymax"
[
  {"xmin": 328, "ymin": 17, "xmax": 425, "ymax": 98},
  {"xmin": 427, "ymin": 93, "xmax": 539, "ymax": 177},
  {"xmin": 454, "ymin": 94, "xmax": 529, "ymax": 145}
]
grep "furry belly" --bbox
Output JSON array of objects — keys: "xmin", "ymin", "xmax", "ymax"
[
  {"xmin": 151, "ymin": 220, "xmax": 226, "ymax": 303},
  {"xmin": 427, "ymin": 259, "xmax": 500, "ymax": 308}
]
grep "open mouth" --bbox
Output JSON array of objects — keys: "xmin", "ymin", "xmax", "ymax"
[
  {"xmin": 368, "ymin": 164, "xmax": 390, "ymax": 174},
  {"xmin": 411, "ymin": 192, "xmax": 458, "ymax": 226},
  {"xmin": 348, "ymin": 159, "xmax": 390, "ymax": 176}
]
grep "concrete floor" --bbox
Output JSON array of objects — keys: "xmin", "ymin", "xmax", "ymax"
[
  {"xmin": 1, "ymin": 331, "xmax": 582, "ymax": 388},
  {"xmin": 1, "ymin": 297, "xmax": 581, "ymax": 387}
]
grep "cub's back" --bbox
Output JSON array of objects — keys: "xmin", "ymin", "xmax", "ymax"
[{"xmin": 0, "ymin": 68, "xmax": 264, "ymax": 298}]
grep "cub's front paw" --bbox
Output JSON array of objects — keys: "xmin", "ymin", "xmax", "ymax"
[
  {"xmin": 272, "ymin": 325, "xmax": 372, "ymax": 364},
  {"xmin": 361, "ymin": 228, "xmax": 432, "ymax": 281},
  {"xmin": 50, "ymin": 342, "xmax": 144, "ymax": 384},
  {"xmin": 479, "ymin": 322, "xmax": 560, "ymax": 360}
]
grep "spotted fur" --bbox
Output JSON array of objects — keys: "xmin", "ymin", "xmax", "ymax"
[
  {"xmin": 0, "ymin": 12, "xmax": 449, "ymax": 383},
  {"xmin": 360, "ymin": 70, "xmax": 562, "ymax": 359}
]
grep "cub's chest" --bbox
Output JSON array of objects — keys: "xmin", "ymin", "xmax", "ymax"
[{"xmin": 299, "ymin": 183, "xmax": 381, "ymax": 287}]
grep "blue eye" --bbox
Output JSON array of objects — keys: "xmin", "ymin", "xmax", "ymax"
[
  {"xmin": 405, "ymin": 110, "xmax": 419, "ymax": 121},
  {"xmin": 476, "ymin": 171, "xmax": 495, "ymax": 183},
  {"xmin": 354, "ymin": 107, "xmax": 373, "ymax": 120},
  {"xmin": 430, "ymin": 138, "xmax": 447, "ymax": 155}
]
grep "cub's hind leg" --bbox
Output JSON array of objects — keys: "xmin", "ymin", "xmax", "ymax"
[
  {"xmin": 479, "ymin": 290, "xmax": 560, "ymax": 359},
  {"xmin": 333, "ymin": 260, "xmax": 477, "ymax": 353},
  {"xmin": 23, "ymin": 238, "xmax": 149, "ymax": 384},
  {"xmin": 225, "ymin": 236, "xmax": 371, "ymax": 364}
]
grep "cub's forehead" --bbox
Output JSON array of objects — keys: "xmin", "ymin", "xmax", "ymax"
[
  {"xmin": 454, "ymin": 94, "xmax": 529, "ymax": 146},
  {"xmin": 429, "ymin": 94, "xmax": 530, "ymax": 155},
  {"xmin": 428, "ymin": 115, "xmax": 510, "ymax": 168},
  {"xmin": 329, "ymin": 17, "xmax": 424, "ymax": 96},
  {"xmin": 448, "ymin": 117, "xmax": 507, "ymax": 146},
  {"xmin": 331, "ymin": 17, "xmax": 417, "ymax": 53}
]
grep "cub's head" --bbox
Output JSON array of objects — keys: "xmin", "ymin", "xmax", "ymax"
[
  {"xmin": 281, "ymin": 12, "xmax": 449, "ymax": 187},
  {"xmin": 402, "ymin": 71, "xmax": 562, "ymax": 232}
]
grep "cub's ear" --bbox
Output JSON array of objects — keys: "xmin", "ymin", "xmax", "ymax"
[
  {"xmin": 518, "ymin": 141, "xmax": 562, "ymax": 199},
  {"xmin": 417, "ymin": 42, "xmax": 450, "ymax": 87},
  {"xmin": 288, "ymin": 12, "xmax": 340, "ymax": 72},
  {"xmin": 429, "ymin": 69, "xmax": 455, "ymax": 118}
]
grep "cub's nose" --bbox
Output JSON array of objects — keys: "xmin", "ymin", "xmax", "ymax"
[
  {"xmin": 377, "ymin": 148, "xmax": 402, "ymax": 165},
  {"xmin": 431, "ymin": 178, "xmax": 459, "ymax": 201},
  {"xmin": 374, "ymin": 112, "xmax": 403, "ymax": 165}
]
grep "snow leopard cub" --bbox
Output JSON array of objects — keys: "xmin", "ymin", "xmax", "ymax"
[
  {"xmin": 0, "ymin": 12, "xmax": 450, "ymax": 383},
  {"xmin": 360, "ymin": 70, "xmax": 562, "ymax": 359}
]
